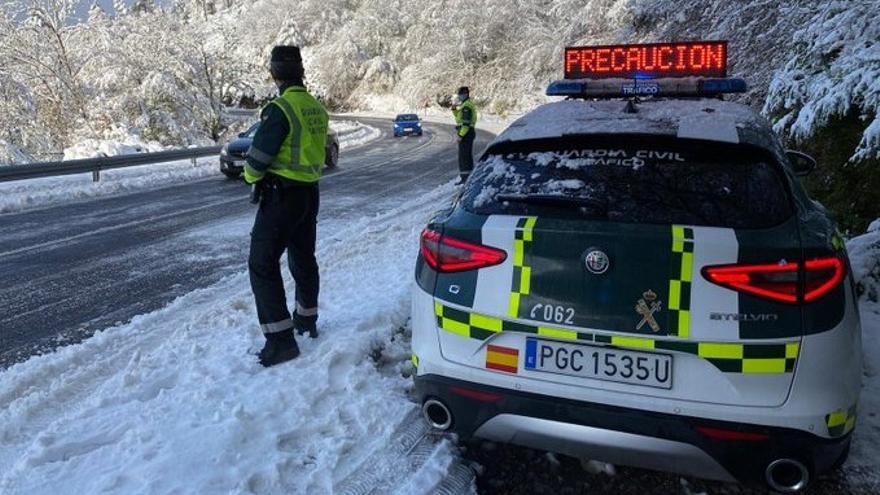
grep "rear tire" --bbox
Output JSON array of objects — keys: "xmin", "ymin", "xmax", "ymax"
[
  {"xmin": 829, "ymin": 438, "xmax": 851, "ymax": 471},
  {"xmin": 325, "ymin": 143, "xmax": 339, "ymax": 169}
]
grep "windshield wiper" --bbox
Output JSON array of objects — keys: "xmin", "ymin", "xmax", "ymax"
[{"xmin": 496, "ymin": 193, "xmax": 607, "ymax": 212}]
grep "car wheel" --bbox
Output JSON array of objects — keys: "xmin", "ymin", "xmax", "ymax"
[
  {"xmin": 221, "ymin": 171, "xmax": 240, "ymax": 179},
  {"xmin": 325, "ymin": 143, "xmax": 339, "ymax": 169},
  {"xmin": 830, "ymin": 438, "xmax": 852, "ymax": 471}
]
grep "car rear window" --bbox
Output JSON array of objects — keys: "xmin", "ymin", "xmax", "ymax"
[{"xmin": 461, "ymin": 137, "xmax": 793, "ymax": 229}]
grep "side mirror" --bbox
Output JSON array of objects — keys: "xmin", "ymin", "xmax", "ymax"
[
  {"xmin": 785, "ymin": 150, "xmax": 816, "ymax": 177},
  {"xmin": 238, "ymin": 132, "xmax": 248, "ymax": 138}
]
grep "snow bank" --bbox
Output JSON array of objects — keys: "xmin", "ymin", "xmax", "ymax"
[
  {"xmin": 333, "ymin": 120, "xmax": 383, "ymax": 150},
  {"xmin": 848, "ymin": 219, "xmax": 880, "ymax": 302},
  {"xmin": 0, "ymin": 181, "xmax": 460, "ymax": 494},
  {"xmin": 62, "ymin": 138, "xmax": 166, "ymax": 161},
  {"xmin": 0, "ymin": 120, "xmax": 379, "ymax": 215},
  {"xmin": 0, "ymin": 140, "xmax": 35, "ymax": 165},
  {"xmin": 846, "ymin": 224, "xmax": 880, "ymax": 476},
  {"xmin": 0, "ymin": 157, "xmax": 221, "ymax": 215}
]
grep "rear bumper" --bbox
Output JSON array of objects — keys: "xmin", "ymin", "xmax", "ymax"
[
  {"xmin": 414, "ymin": 373, "xmax": 850, "ymax": 485},
  {"xmin": 393, "ymin": 127, "xmax": 422, "ymax": 136},
  {"xmin": 219, "ymin": 158, "xmax": 244, "ymax": 175}
]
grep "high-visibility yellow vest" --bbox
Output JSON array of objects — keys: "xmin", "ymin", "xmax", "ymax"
[
  {"xmin": 453, "ymin": 98, "xmax": 477, "ymax": 137},
  {"xmin": 268, "ymin": 86, "xmax": 329, "ymax": 183}
]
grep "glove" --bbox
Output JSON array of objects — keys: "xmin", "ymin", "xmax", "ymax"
[{"xmin": 249, "ymin": 182, "xmax": 262, "ymax": 204}]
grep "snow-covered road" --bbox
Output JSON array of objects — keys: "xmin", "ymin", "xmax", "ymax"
[{"xmin": 0, "ymin": 118, "xmax": 491, "ymax": 368}]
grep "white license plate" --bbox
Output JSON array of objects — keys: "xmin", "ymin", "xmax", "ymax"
[{"xmin": 524, "ymin": 338, "xmax": 673, "ymax": 389}]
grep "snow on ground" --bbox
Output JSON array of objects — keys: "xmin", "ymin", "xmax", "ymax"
[
  {"xmin": 0, "ymin": 120, "xmax": 380, "ymax": 215},
  {"xmin": 62, "ymin": 137, "xmax": 167, "ymax": 161},
  {"xmin": 333, "ymin": 120, "xmax": 382, "ymax": 150},
  {"xmin": 0, "ymin": 180, "xmax": 464, "ymax": 495},
  {"xmin": 0, "ymin": 140, "xmax": 35, "ymax": 165},
  {"xmin": 847, "ymin": 222, "xmax": 880, "ymax": 472}
]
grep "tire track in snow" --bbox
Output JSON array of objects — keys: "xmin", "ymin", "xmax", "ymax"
[{"xmin": 335, "ymin": 408, "xmax": 476, "ymax": 495}]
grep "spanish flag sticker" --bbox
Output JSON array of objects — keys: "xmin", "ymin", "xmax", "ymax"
[{"xmin": 486, "ymin": 345, "xmax": 519, "ymax": 374}]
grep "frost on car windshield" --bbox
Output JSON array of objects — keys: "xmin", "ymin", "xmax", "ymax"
[{"xmin": 461, "ymin": 138, "xmax": 793, "ymax": 229}]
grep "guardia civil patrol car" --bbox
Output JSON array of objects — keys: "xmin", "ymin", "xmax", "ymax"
[{"xmin": 411, "ymin": 41, "xmax": 861, "ymax": 492}]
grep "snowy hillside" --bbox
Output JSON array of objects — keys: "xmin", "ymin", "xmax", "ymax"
[{"xmin": 1, "ymin": 0, "xmax": 877, "ymax": 164}]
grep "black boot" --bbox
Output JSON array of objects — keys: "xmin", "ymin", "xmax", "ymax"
[
  {"xmin": 294, "ymin": 312, "xmax": 318, "ymax": 339},
  {"xmin": 258, "ymin": 330, "xmax": 300, "ymax": 367}
]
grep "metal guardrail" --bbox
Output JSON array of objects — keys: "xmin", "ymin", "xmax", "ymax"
[
  {"xmin": 0, "ymin": 117, "xmax": 371, "ymax": 184},
  {"xmin": 0, "ymin": 146, "xmax": 222, "ymax": 183}
]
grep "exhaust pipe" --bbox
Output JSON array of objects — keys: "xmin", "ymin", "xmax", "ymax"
[
  {"xmin": 765, "ymin": 458, "xmax": 809, "ymax": 493},
  {"xmin": 422, "ymin": 399, "xmax": 453, "ymax": 431}
]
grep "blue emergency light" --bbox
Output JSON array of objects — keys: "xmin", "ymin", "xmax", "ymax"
[{"xmin": 546, "ymin": 77, "xmax": 747, "ymax": 98}]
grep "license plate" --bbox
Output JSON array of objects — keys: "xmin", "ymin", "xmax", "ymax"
[
  {"xmin": 524, "ymin": 338, "xmax": 672, "ymax": 389},
  {"xmin": 404, "ymin": 128, "xmax": 413, "ymax": 133}
]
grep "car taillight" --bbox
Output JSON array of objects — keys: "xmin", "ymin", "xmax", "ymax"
[
  {"xmin": 420, "ymin": 228, "xmax": 507, "ymax": 272},
  {"xmin": 803, "ymin": 257, "xmax": 846, "ymax": 301},
  {"xmin": 702, "ymin": 255, "xmax": 845, "ymax": 304}
]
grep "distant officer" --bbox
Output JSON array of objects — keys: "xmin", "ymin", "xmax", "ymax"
[
  {"xmin": 244, "ymin": 45, "xmax": 329, "ymax": 367},
  {"xmin": 451, "ymin": 86, "xmax": 477, "ymax": 183}
]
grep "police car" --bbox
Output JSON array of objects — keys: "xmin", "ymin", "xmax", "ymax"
[{"xmin": 411, "ymin": 41, "xmax": 861, "ymax": 493}]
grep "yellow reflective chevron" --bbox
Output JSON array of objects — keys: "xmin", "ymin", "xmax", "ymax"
[
  {"xmin": 698, "ymin": 343, "xmax": 743, "ymax": 359},
  {"xmin": 508, "ymin": 217, "xmax": 537, "ymax": 318},
  {"xmin": 610, "ymin": 335, "xmax": 655, "ymax": 349},
  {"xmin": 537, "ymin": 326, "xmax": 578, "ymax": 341},
  {"xmin": 826, "ymin": 404, "xmax": 857, "ymax": 437},
  {"xmin": 668, "ymin": 225, "xmax": 694, "ymax": 338},
  {"xmin": 433, "ymin": 302, "xmax": 799, "ymax": 375}
]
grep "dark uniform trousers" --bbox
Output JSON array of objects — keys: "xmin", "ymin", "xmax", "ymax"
[
  {"xmin": 458, "ymin": 128, "xmax": 476, "ymax": 181},
  {"xmin": 248, "ymin": 178, "xmax": 320, "ymax": 334}
]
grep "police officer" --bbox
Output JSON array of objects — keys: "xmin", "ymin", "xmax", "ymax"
[
  {"xmin": 244, "ymin": 46, "xmax": 329, "ymax": 367},
  {"xmin": 451, "ymin": 86, "xmax": 477, "ymax": 183}
]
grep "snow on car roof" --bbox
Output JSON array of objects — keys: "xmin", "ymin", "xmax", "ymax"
[{"xmin": 489, "ymin": 98, "xmax": 781, "ymax": 153}]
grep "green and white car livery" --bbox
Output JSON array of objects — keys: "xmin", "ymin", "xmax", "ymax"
[{"xmin": 411, "ymin": 95, "xmax": 860, "ymax": 491}]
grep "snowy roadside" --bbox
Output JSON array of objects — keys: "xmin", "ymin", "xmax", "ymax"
[
  {"xmin": 845, "ymin": 224, "xmax": 880, "ymax": 482},
  {"xmin": 0, "ymin": 120, "xmax": 380, "ymax": 215},
  {"xmin": 0, "ymin": 180, "xmax": 465, "ymax": 494}
]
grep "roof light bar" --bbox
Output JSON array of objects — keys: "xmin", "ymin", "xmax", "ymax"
[{"xmin": 545, "ymin": 77, "xmax": 747, "ymax": 99}]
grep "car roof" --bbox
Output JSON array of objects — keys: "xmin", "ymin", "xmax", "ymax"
[{"xmin": 487, "ymin": 98, "xmax": 784, "ymax": 158}]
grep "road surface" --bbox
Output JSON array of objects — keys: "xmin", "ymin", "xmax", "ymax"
[{"xmin": 0, "ymin": 117, "xmax": 492, "ymax": 368}]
